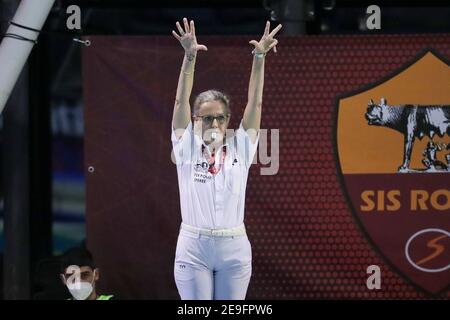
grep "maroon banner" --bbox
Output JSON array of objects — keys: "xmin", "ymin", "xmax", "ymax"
[{"xmin": 83, "ymin": 34, "xmax": 450, "ymax": 299}]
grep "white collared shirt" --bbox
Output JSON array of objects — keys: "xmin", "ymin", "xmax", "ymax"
[{"xmin": 171, "ymin": 120, "xmax": 259, "ymax": 229}]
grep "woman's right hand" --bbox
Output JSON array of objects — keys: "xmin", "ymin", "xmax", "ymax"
[{"xmin": 172, "ymin": 18, "xmax": 207, "ymax": 55}]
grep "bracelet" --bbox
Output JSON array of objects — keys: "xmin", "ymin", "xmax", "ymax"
[{"xmin": 251, "ymin": 49, "xmax": 266, "ymax": 59}]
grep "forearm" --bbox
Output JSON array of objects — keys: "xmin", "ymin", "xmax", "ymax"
[
  {"xmin": 172, "ymin": 51, "xmax": 197, "ymax": 130},
  {"xmin": 243, "ymin": 55, "xmax": 265, "ymax": 131}
]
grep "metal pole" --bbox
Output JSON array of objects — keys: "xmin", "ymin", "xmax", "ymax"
[
  {"xmin": 0, "ymin": 0, "xmax": 55, "ymax": 114},
  {"xmin": 1, "ymin": 0, "xmax": 54, "ymax": 300},
  {"xmin": 2, "ymin": 0, "xmax": 30, "ymax": 300}
]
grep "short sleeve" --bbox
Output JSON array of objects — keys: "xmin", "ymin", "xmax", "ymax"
[
  {"xmin": 234, "ymin": 120, "xmax": 259, "ymax": 167},
  {"xmin": 171, "ymin": 121, "xmax": 193, "ymax": 166}
]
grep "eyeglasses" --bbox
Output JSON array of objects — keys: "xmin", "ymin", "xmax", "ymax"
[{"xmin": 193, "ymin": 114, "xmax": 230, "ymax": 125}]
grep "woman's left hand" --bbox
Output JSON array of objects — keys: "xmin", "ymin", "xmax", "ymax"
[{"xmin": 249, "ymin": 21, "xmax": 282, "ymax": 54}]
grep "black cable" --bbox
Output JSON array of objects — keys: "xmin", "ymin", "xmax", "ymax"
[
  {"xmin": 0, "ymin": 19, "xmax": 83, "ymax": 35},
  {"xmin": 9, "ymin": 21, "xmax": 41, "ymax": 33},
  {"xmin": 3, "ymin": 33, "xmax": 37, "ymax": 44},
  {"xmin": 0, "ymin": 20, "xmax": 39, "ymax": 44}
]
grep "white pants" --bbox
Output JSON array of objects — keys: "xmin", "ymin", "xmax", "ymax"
[{"xmin": 174, "ymin": 227, "xmax": 252, "ymax": 300}]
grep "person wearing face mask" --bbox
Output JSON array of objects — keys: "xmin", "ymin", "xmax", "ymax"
[
  {"xmin": 171, "ymin": 18, "xmax": 281, "ymax": 300},
  {"xmin": 60, "ymin": 247, "xmax": 114, "ymax": 300}
]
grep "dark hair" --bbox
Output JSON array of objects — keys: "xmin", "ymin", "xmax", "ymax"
[{"xmin": 60, "ymin": 247, "xmax": 95, "ymax": 273}]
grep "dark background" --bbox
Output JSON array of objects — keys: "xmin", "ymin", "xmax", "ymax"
[{"xmin": 1, "ymin": 0, "xmax": 450, "ymax": 299}]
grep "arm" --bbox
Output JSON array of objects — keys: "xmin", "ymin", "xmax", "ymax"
[
  {"xmin": 243, "ymin": 21, "xmax": 282, "ymax": 141},
  {"xmin": 171, "ymin": 18, "xmax": 207, "ymax": 135}
]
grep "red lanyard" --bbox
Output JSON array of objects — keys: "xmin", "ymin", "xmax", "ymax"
[{"xmin": 202, "ymin": 145, "xmax": 227, "ymax": 175}]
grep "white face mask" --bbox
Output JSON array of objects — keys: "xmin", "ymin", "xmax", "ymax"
[{"xmin": 67, "ymin": 270, "xmax": 95, "ymax": 300}]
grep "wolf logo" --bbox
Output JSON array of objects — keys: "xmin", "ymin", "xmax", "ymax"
[{"xmin": 365, "ymin": 98, "xmax": 450, "ymax": 172}]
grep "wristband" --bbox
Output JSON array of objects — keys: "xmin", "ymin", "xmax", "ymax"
[{"xmin": 252, "ymin": 49, "xmax": 266, "ymax": 59}]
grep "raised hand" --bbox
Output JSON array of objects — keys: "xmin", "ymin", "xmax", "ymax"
[
  {"xmin": 249, "ymin": 21, "xmax": 282, "ymax": 55},
  {"xmin": 172, "ymin": 18, "xmax": 207, "ymax": 55}
]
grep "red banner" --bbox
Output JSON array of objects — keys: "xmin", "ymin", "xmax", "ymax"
[{"xmin": 83, "ymin": 35, "xmax": 450, "ymax": 299}]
